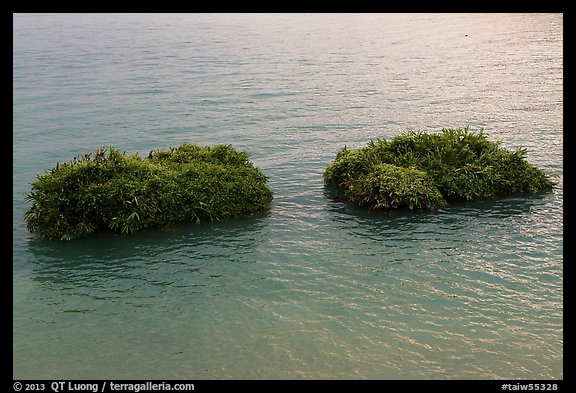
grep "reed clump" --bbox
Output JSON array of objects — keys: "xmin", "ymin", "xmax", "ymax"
[
  {"xmin": 324, "ymin": 127, "xmax": 555, "ymax": 211},
  {"xmin": 25, "ymin": 143, "xmax": 273, "ymax": 240}
]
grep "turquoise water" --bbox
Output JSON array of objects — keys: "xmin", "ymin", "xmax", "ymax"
[{"xmin": 13, "ymin": 13, "xmax": 563, "ymax": 379}]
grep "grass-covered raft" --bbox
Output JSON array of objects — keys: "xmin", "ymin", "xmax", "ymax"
[
  {"xmin": 324, "ymin": 128, "xmax": 555, "ymax": 211},
  {"xmin": 25, "ymin": 143, "xmax": 274, "ymax": 240}
]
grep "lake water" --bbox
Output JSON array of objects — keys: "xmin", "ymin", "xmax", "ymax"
[{"xmin": 13, "ymin": 13, "xmax": 563, "ymax": 379}]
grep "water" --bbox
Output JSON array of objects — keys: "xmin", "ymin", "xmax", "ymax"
[{"xmin": 13, "ymin": 13, "xmax": 563, "ymax": 379}]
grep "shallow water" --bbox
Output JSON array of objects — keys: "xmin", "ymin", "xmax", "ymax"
[{"xmin": 13, "ymin": 13, "xmax": 563, "ymax": 379}]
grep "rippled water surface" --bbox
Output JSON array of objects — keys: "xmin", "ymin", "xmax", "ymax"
[{"xmin": 13, "ymin": 13, "xmax": 563, "ymax": 379}]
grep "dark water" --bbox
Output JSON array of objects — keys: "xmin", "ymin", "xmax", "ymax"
[{"xmin": 13, "ymin": 13, "xmax": 563, "ymax": 379}]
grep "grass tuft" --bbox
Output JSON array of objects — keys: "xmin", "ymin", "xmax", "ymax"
[
  {"xmin": 324, "ymin": 127, "xmax": 556, "ymax": 211},
  {"xmin": 24, "ymin": 143, "xmax": 273, "ymax": 240}
]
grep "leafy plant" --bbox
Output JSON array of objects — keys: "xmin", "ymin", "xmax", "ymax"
[
  {"xmin": 25, "ymin": 144, "xmax": 274, "ymax": 240},
  {"xmin": 344, "ymin": 163, "xmax": 447, "ymax": 210},
  {"xmin": 324, "ymin": 127, "xmax": 556, "ymax": 211}
]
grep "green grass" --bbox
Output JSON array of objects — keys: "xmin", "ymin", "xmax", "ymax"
[
  {"xmin": 24, "ymin": 143, "xmax": 274, "ymax": 240},
  {"xmin": 324, "ymin": 127, "xmax": 556, "ymax": 211}
]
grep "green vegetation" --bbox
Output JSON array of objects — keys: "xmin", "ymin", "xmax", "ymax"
[
  {"xmin": 324, "ymin": 127, "xmax": 555, "ymax": 211},
  {"xmin": 25, "ymin": 143, "xmax": 274, "ymax": 240}
]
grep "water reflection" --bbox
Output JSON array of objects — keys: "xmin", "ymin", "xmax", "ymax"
[
  {"xmin": 26, "ymin": 214, "xmax": 270, "ymax": 293},
  {"xmin": 326, "ymin": 187, "xmax": 553, "ymax": 229}
]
